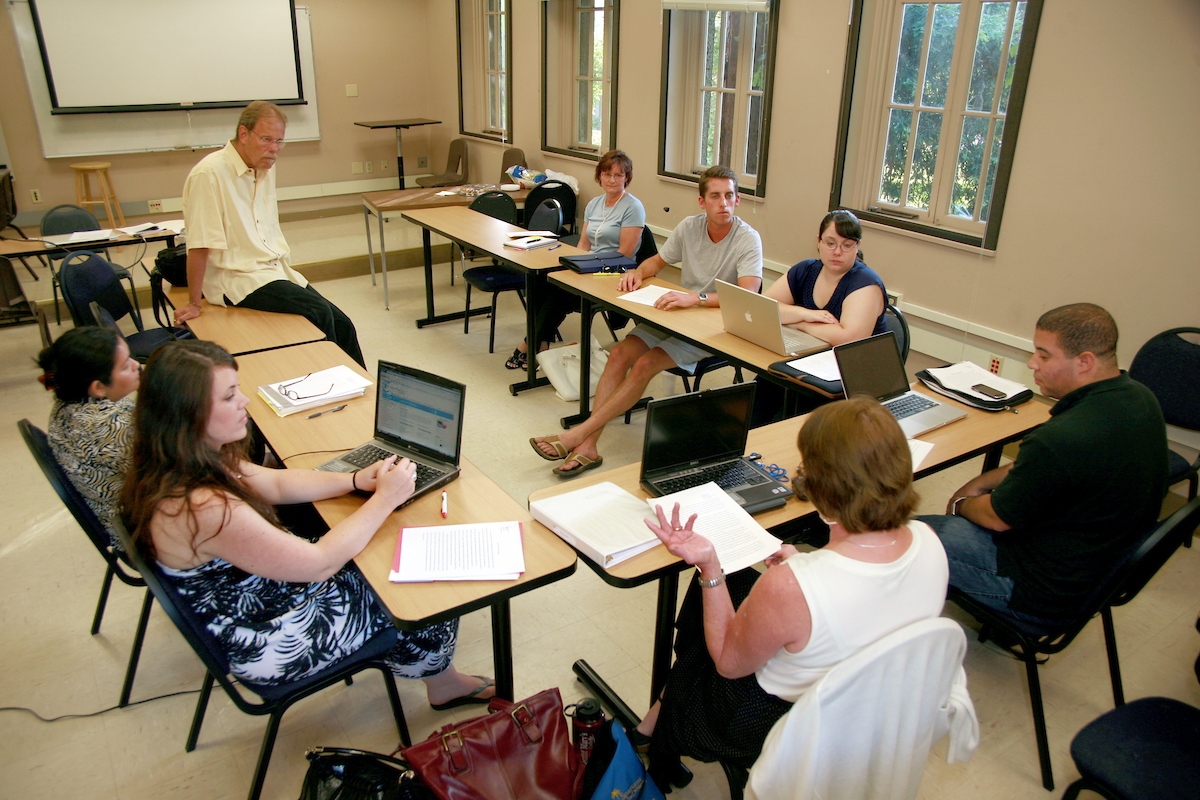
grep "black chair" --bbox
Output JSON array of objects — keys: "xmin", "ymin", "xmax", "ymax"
[
  {"xmin": 416, "ymin": 138, "xmax": 469, "ymax": 188},
  {"xmin": 499, "ymin": 147, "xmax": 526, "ymax": 184},
  {"xmin": 524, "ymin": 180, "xmax": 578, "ymax": 234},
  {"xmin": 19, "ymin": 419, "xmax": 151, "ymax": 709},
  {"xmin": 462, "ymin": 191, "xmax": 526, "ymax": 353},
  {"xmin": 1129, "ymin": 327, "xmax": 1200, "ymax": 501},
  {"xmin": 792, "ymin": 300, "xmax": 909, "ymax": 400},
  {"xmin": 113, "ymin": 517, "xmax": 410, "ymax": 800},
  {"xmin": 1061, "ymin": 696, "xmax": 1200, "ymax": 800},
  {"xmin": 526, "ymin": 197, "xmax": 564, "ymax": 236},
  {"xmin": 41, "ymin": 203, "xmax": 139, "ymax": 325},
  {"xmin": 59, "ymin": 250, "xmax": 190, "ymax": 362},
  {"xmin": 948, "ymin": 496, "xmax": 1200, "ymax": 791}
]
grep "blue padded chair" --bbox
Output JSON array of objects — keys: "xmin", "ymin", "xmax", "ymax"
[
  {"xmin": 1129, "ymin": 327, "xmax": 1200, "ymax": 501},
  {"xmin": 462, "ymin": 191, "xmax": 526, "ymax": 353},
  {"xmin": 19, "ymin": 418, "xmax": 151, "ymax": 709},
  {"xmin": 948, "ymin": 496, "xmax": 1200, "ymax": 791},
  {"xmin": 113, "ymin": 517, "xmax": 410, "ymax": 800},
  {"xmin": 41, "ymin": 203, "xmax": 139, "ymax": 325},
  {"xmin": 59, "ymin": 250, "xmax": 190, "ymax": 362}
]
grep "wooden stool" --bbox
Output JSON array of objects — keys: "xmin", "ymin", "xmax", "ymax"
[{"xmin": 69, "ymin": 162, "xmax": 125, "ymax": 228}]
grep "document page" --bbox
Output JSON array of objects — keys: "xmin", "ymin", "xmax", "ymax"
[
  {"xmin": 787, "ymin": 349, "xmax": 840, "ymax": 381},
  {"xmin": 389, "ymin": 521, "xmax": 525, "ymax": 582},
  {"xmin": 619, "ymin": 285, "xmax": 675, "ymax": 307},
  {"xmin": 926, "ymin": 361, "xmax": 1028, "ymax": 401},
  {"xmin": 646, "ymin": 483, "xmax": 781, "ymax": 574}
]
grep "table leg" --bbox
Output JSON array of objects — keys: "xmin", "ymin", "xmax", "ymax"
[
  {"xmin": 982, "ymin": 444, "xmax": 1003, "ymax": 472},
  {"xmin": 395, "ymin": 127, "xmax": 406, "ymax": 190},
  {"xmin": 363, "ymin": 204, "xmax": 377, "ymax": 287},
  {"xmin": 509, "ymin": 270, "xmax": 551, "ymax": 395},
  {"xmin": 491, "ymin": 600, "xmax": 514, "ymax": 700},
  {"xmin": 377, "ymin": 205, "xmax": 390, "ymax": 309},
  {"xmin": 560, "ymin": 296, "xmax": 594, "ymax": 428},
  {"xmin": 418, "ymin": 229, "xmax": 435, "ymax": 324}
]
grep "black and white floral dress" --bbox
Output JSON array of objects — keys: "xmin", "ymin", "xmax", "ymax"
[
  {"xmin": 48, "ymin": 396, "xmax": 135, "ymax": 548},
  {"xmin": 159, "ymin": 557, "xmax": 457, "ymax": 686}
]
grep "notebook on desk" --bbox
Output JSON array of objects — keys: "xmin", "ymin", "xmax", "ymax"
[
  {"xmin": 640, "ymin": 383, "xmax": 793, "ymax": 515},
  {"xmin": 316, "ymin": 361, "xmax": 465, "ymax": 504},
  {"xmin": 716, "ymin": 279, "xmax": 827, "ymax": 357},
  {"xmin": 835, "ymin": 331, "xmax": 966, "ymax": 438}
]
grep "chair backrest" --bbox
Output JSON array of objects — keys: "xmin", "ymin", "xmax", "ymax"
[
  {"xmin": 1129, "ymin": 327, "xmax": 1200, "ymax": 431},
  {"xmin": 469, "ymin": 190, "xmax": 519, "ymax": 225},
  {"xmin": 500, "ymin": 147, "xmax": 526, "ymax": 184},
  {"xmin": 524, "ymin": 180, "xmax": 577, "ymax": 233},
  {"xmin": 40, "ymin": 203, "xmax": 101, "ymax": 236},
  {"xmin": 59, "ymin": 250, "xmax": 135, "ymax": 328},
  {"xmin": 19, "ymin": 418, "xmax": 125, "ymax": 560},
  {"xmin": 443, "ymin": 138, "xmax": 469, "ymax": 180},
  {"xmin": 885, "ymin": 301, "xmax": 910, "ymax": 363},
  {"xmin": 1106, "ymin": 496, "xmax": 1200, "ymax": 610},
  {"xmin": 746, "ymin": 617, "xmax": 971, "ymax": 800},
  {"xmin": 635, "ymin": 225, "xmax": 658, "ymax": 264},
  {"xmin": 526, "ymin": 198, "xmax": 563, "ymax": 236}
]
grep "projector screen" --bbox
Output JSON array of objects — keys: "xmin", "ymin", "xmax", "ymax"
[{"xmin": 29, "ymin": 0, "xmax": 303, "ymax": 114}]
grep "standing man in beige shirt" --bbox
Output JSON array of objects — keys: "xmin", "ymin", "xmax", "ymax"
[{"xmin": 174, "ymin": 101, "xmax": 364, "ymax": 366}]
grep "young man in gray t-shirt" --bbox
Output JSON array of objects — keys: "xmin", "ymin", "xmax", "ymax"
[{"xmin": 531, "ymin": 166, "xmax": 763, "ymax": 477}]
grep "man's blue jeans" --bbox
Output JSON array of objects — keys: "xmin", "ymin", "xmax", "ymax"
[{"xmin": 919, "ymin": 514, "xmax": 1065, "ymax": 629}]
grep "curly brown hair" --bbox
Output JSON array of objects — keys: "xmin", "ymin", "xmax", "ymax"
[
  {"xmin": 120, "ymin": 340, "xmax": 278, "ymax": 559},
  {"xmin": 797, "ymin": 397, "xmax": 918, "ymax": 533}
]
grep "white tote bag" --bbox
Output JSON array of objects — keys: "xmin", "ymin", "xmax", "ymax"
[{"xmin": 536, "ymin": 337, "xmax": 609, "ymax": 402}]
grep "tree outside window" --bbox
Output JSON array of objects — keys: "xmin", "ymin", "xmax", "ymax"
[{"xmin": 543, "ymin": 0, "xmax": 619, "ymax": 160}]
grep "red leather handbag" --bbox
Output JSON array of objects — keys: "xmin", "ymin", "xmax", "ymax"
[{"xmin": 403, "ymin": 687, "xmax": 583, "ymax": 800}]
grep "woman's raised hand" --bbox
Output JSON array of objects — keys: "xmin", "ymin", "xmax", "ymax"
[{"xmin": 644, "ymin": 502, "xmax": 717, "ymax": 571}]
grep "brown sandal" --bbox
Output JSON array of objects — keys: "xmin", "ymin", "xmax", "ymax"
[{"xmin": 530, "ymin": 435, "xmax": 570, "ymax": 461}]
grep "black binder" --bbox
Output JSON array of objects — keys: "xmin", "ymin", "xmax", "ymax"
[{"xmin": 560, "ymin": 250, "xmax": 636, "ymax": 274}]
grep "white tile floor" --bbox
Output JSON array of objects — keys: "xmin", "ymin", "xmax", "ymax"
[{"xmin": 1, "ymin": 213, "xmax": 1196, "ymax": 799}]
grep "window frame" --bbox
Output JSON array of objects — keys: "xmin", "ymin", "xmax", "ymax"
[
  {"xmin": 830, "ymin": 0, "xmax": 1044, "ymax": 250},
  {"xmin": 541, "ymin": 0, "xmax": 621, "ymax": 161},
  {"xmin": 456, "ymin": 0, "xmax": 514, "ymax": 143},
  {"xmin": 657, "ymin": 1, "xmax": 780, "ymax": 198}
]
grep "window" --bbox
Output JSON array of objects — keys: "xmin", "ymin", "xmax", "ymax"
[
  {"xmin": 457, "ymin": 0, "xmax": 513, "ymax": 142},
  {"xmin": 542, "ymin": 0, "xmax": 620, "ymax": 159},
  {"xmin": 659, "ymin": 0, "xmax": 779, "ymax": 196},
  {"xmin": 833, "ymin": 0, "xmax": 1043, "ymax": 249}
]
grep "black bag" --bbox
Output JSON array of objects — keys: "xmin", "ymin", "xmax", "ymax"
[
  {"xmin": 299, "ymin": 747, "xmax": 435, "ymax": 800},
  {"xmin": 154, "ymin": 243, "xmax": 188, "ymax": 287},
  {"xmin": 560, "ymin": 250, "xmax": 636, "ymax": 274}
]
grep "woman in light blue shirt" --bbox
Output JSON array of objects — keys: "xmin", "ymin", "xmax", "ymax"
[{"xmin": 505, "ymin": 150, "xmax": 646, "ymax": 370}]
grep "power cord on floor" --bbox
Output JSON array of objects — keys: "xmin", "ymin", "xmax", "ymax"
[{"xmin": 0, "ymin": 687, "xmax": 203, "ymax": 723}]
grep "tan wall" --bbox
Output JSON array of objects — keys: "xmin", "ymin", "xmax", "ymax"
[{"xmin": 3, "ymin": 0, "xmax": 1197, "ymax": 364}]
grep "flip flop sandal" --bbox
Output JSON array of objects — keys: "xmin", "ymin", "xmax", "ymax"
[
  {"xmin": 505, "ymin": 347, "xmax": 528, "ymax": 370},
  {"xmin": 429, "ymin": 676, "xmax": 495, "ymax": 711},
  {"xmin": 553, "ymin": 452, "xmax": 604, "ymax": 478},
  {"xmin": 530, "ymin": 435, "xmax": 570, "ymax": 461}
]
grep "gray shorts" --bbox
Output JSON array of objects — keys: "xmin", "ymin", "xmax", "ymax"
[{"xmin": 625, "ymin": 324, "xmax": 710, "ymax": 374}]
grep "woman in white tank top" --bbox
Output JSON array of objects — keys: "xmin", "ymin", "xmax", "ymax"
[{"xmin": 635, "ymin": 396, "xmax": 949, "ymax": 789}]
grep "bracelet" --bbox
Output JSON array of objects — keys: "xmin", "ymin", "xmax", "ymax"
[
  {"xmin": 696, "ymin": 568, "xmax": 725, "ymax": 589},
  {"xmin": 951, "ymin": 496, "xmax": 967, "ymax": 516},
  {"xmin": 187, "ymin": 301, "xmax": 201, "ymax": 309},
  {"xmin": 351, "ymin": 470, "xmax": 360, "ymax": 491}
]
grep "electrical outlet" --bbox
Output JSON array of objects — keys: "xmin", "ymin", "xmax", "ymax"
[
  {"xmin": 148, "ymin": 200, "xmax": 163, "ymax": 213},
  {"xmin": 989, "ymin": 356, "xmax": 1004, "ymax": 375},
  {"xmin": 31, "ymin": 189, "xmax": 42, "ymax": 204},
  {"xmin": 364, "ymin": 161, "xmax": 373, "ymax": 174},
  {"xmin": 352, "ymin": 161, "xmax": 363, "ymax": 175},
  {"xmin": 380, "ymin": 160, "xmax": 389, "ymax": 171},
  {"xmin": 417, "ymin": 156, "xmax": 429, "ymax": 169}
]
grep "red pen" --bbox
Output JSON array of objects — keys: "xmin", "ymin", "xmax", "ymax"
[{"xmin": 440, "ymin": 491, "xmax": 448, "ymax": 518}]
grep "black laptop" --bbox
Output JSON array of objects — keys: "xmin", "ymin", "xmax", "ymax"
[
  {"xmin": 640, "ymin": 383, "xmax": 793, "ymax": 515},
  {"xmin": 316, "ymin": 361, "xmax": 466, "ymax": 504}
]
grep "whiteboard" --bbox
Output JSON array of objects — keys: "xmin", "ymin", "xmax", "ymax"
[{"xmin": 9, "ymin": 1, "xmax": 320, "ymax": 158}]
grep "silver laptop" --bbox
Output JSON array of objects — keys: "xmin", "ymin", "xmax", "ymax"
[
  {"xmin": 716, "ymin": 279, "xmax": 827, "ymax": 357},
  {"xmin": 834, "ymin": 331, "xmax": 966, "ymax": 438},
  {"xmin": 316, "ymin": 361, "xmax": 465, "ymax": 504},
  {"xmin": 640, "ymin": 383, "xmax": 793, "ymax": 515}
]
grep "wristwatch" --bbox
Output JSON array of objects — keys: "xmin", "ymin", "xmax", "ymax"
[
  {"xmin": 696, "ymin": 568, "xmax": 725, "ymax": 588},
  {"xmin": 697, "ymin": 292, "xmax": 708, "ymax": 307}
]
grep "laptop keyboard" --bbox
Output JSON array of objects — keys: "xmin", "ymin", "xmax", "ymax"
[
  {"xmin": 884, "ymin": 394, "xmax": 936, "ymax": 421},
  {"xmin": 341, "ymin": 445, "xmax": 443, "ymax": 487},
  {"xmin": 657, "ymin": 460, "xmax": 771, "ymax": 494},
  {"xmin": 782, "ymin": 330, "xmax": 811, "ymax": 352}
]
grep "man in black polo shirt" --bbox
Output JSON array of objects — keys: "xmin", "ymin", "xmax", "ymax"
[{"xmin": 920, "ymin": 303, "xmax": 1168, "ymax": 627}]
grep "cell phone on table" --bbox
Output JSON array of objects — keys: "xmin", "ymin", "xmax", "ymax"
[{"xmin": 971, "ymin": 383, "xmax": 1007, "ymax": 399}]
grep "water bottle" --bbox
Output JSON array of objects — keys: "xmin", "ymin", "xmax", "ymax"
[{"xmin": 567, "ymin": 698, "xmax": 604, "ymax": 766}]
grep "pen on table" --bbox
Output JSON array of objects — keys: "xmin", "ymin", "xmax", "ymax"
[
  {"xmin": 548, "ymin": 244, "xmax": 562, "ymax": 250},
  {"xmin": 307, "ymin": 404, "xmax": 347, "ymax": 419},
  {"xmin": 441, "ymin": 491, "xmax": 448, "ymax": 519}
]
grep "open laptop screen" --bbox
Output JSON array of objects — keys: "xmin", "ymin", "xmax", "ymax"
[
  {"xmin": 835, "ymin": 331, "xmax": 909, "ymax": 400},
  {"xmin": 643, "ymin": 383, "xmax": 754, "ymax": 474},
  {"xmin": 376, "ymin": 362, "xmax": 464, "ymax": 461}
]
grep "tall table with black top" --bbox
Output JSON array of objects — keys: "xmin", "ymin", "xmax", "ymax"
[
  {"xmin": 528, "ymin": 390, "xmax": 1053, "ymax": 731},
  {"xmin": 353, "ymin": 118, "xmax": 441, "ymax": 189},
  {"xmin": 401, "ymin": 205, "xmax": 587, "ymax": 395},
  {"xmin": 235, "ymin": 341, "xmax": 579, "ymax": 700}
]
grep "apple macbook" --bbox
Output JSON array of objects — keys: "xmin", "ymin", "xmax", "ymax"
[
  {"xmin": 716, "ymin": 279, "xmax": 827, "ymax": 357},
  {"xmin": 316, "ymin": 361, "xmax": 465, "ymax": 504},
  {"xmin": 640, "ymin": 383, "xmax": 794, "ymax": 515},
  {"xmin": 834, "ymin": 331, "xmax": 967, "ymax": 438}
]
